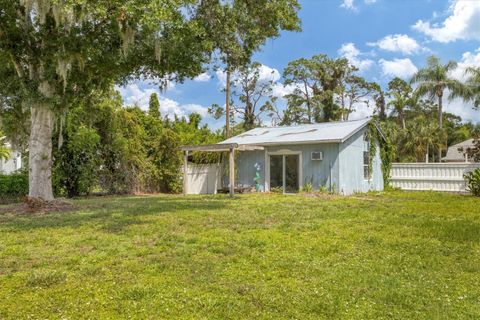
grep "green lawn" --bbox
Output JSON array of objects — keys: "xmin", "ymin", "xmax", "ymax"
[{"xmin": 0, "ymin": 191, "xmax": 479, "ymax": 319}]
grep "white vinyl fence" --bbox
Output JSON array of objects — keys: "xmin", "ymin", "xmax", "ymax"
[
  {"xmin": 389, "ymin": 163, "xmax": 480, "ymax": 192},
  {"xmin": 183, "ymin": 164, "xmax": 221, "ymax": 194}
]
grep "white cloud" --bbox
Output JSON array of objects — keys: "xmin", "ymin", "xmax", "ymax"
[
  {"xmin": 450, "ymin": 48, "xmax": 480, "ymax": 81},
  {"xmin": 271, "ymin": 83, "xmax": 297, "ymax": 99},
  {"xmin": 340, "ymin": 0, "xmax": 376, "ymax": 11},
  {"xmin": 379, "ymin": 58, "xmax": 418, "ymax": 79},
  {"xmin": 367, "ymin": 34, "xmax": 423, "ymax": 55},
  {"xmin": 412, "ymin": 0, "xmax": 480, "ymax": 43},
  {"xmin": 193, "ymin": 72, "xmax": 211, "ymax": 82},
  {"xmin": 216, "ymin": 64, "xmax": 281, "ymax": 87},
  {"xmin": 257, "ymin": 64, "xmax": 281, "ymax": 83},
  {"xmin": 338, "ymin": 43, "xmax": 374, "ymax": 72},
  {"xmin": 117, "ymin": 83, "xmax": 208, "ymax": 120},
  {"xmin": 340, "ymin": 0, "xmax": 356, "ymax": 11},
  {"xmin": 444, "ymin": 97, "xmax": 480, "ymax": 123}
]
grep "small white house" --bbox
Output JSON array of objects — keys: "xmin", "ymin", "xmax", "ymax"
[
  {"xmin": 0, "ymin": 142, "xmax": 22, "ymax": 174},
  {"xmin": 182, "ymin": 118, "xmax": 384, "ymax": 196}
]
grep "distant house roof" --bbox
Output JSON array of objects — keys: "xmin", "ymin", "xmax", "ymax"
[
  {"xmin": 442, "ymin": 139, "xmax": 476, "ymax": 162},
  {"xmin": 219, "ymin": 118, "xmax": 371, "ymax": 146}
]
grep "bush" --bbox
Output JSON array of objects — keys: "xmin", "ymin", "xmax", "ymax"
[
  {"xmin": 0, "ymin": 172, "xmax": 28, "ymax": 202},
  {"xmin": 464, "ymin": 168, "xmax": 480, "ymax": 197},
  {"xmin": 300, "ymin": 182, "xmax": 313, "ymax": 193}
]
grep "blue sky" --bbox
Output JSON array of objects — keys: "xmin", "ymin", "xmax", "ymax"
[{"xmin": 118, "ymin": 0, "xmax": 480, "ymax": 128}]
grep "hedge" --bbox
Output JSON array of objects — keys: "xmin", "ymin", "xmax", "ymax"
[{"xmin": 0, "ymin": 172, "xmax": 28, "ymax": 202}]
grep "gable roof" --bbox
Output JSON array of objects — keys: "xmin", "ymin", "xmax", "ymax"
[
  {"xmin": 219, "ymin": 118, "xmax": 371, "ymax": 146},
  {"xmin": 442, "ymin": 139, "xmax": 475, "ymax": 162}
]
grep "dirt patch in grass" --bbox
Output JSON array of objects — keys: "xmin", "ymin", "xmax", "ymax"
[{"xmin": 0, "ymin": 199, "xmax": 81, "ymax": 215}]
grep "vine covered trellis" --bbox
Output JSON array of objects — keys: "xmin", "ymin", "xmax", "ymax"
[{"xmin": 366, "ymin": 121, "xmax": 396, "ymax": 187}]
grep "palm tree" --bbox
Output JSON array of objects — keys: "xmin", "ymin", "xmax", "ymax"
[
  {"xmin": 401, "ymin": 117, "xmax": 441, "ymax": 162},
  {"xmin": 388, "ymin": 92, "xmax": 410, "ymax": 130},
  {"xmin": 410, "ymin": 56, "xmax": 464, "ymax": 160},
  {"xmin": 463, "ymin": 66, "xmax": 480, "ymax": 108}
]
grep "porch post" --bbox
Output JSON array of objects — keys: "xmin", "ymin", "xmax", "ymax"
[
  {"xmin": 229, "ymin": 147, "xmax": 235, "ymax": 197},
  {"xmin": 183, "ymin": 151, "xmax": 188, "ymax": 195}
]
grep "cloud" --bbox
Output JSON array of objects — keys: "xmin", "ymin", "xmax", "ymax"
[
  {"xmin": 340, "ymin": 0, "xmax": 356, "ymax": 11},
  {"xmin": 193, "ymin": 72, "xmax": 211, "ymax": 82},
  {"xmin": 412, "ymin": 0, "xmax": 480, "ymax": 43},
  {"xmin": 450, "ymin": 48, "xmax": 480, "ymax": 81},
  {"xmin": 444, "ymin": 97, "xmax": 480, "ymax": 123},
  {"xmin": 338, "ymin": 43, "xmax": 374, "ymax": 72},
  {"xmin": 379, "ymin": 58, "xmax": 418, "ymax": 79},
  {"xmin": 340, "ymin": 0, "xmax": 377, "ymax": 11},
  {"xmin": 367, "ymin": 34, "xmax": 423, "ymax": 55},
  {"xmin": 271, "ymin": 83, "xmax": 297, "ymax": 99},
  {"xmin": 117, "ymin": 83, "xmax": 208, "ymax": 119},
  {"xmin": 216, "ymin": 64, "xmax": 281, "ymax": 87}
]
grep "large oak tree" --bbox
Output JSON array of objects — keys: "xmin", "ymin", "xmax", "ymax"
[{"xmin": 0, "ymin": 0, "xmax": 300, "ymax": 201}]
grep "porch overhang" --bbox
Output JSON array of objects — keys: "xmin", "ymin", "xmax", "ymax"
[
  {"xmin": 181, "ymin": 143, "xmax": 264, "ymax": 152},
  {"xmin": 180, "ymin": 143, "xmax": 264, "ymax": 198}
]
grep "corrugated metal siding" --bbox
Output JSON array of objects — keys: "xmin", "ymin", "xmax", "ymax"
[
  {"xmin": 236, "ymin": 150, "xmax": 265, "ymax": 188},
  {"xmin": 338, "ymin": 128, "xmax": 384, "ymax": 194},
  {"xmin": 236, "ymin": 143, "xmax": 341, "ymax": 192}
]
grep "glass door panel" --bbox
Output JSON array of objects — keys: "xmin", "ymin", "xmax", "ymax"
[
  {"xmin": 269, "ymin": 155, "xmax": 283, "ymax": 190},
  {"xmin": 285, "ymin": 155, "xmax": 299, "ymax": 193}
]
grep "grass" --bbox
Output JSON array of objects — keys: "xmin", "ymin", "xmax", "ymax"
[{"xmin": 0, "ymin": 191, "xmax": 479, "ymax": 319}]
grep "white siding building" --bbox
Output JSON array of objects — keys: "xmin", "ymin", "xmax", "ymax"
[{"xmin": 0, "ymin": 143, "xmax": 22, "ymax": 174}]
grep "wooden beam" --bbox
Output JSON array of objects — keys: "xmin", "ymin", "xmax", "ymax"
[
  {"xmin": 237, "ymin": 145, "xmax": 264, "ymax": 151},
  {"xmin": 229, "ymin": 147, "xmax": 235, "ymax": 197},
  {"xmin": 181, "ymin": 143, "xmax": 238, "ymax": 152},
  {"xmin": 180, "ymin": 143, "xmax": 264, "ymax": 152},
  {"xmin": 183, "ymin": 151, "xmax": 188, "ymax": 195}
]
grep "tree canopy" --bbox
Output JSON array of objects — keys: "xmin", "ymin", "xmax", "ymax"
[{"xmin": 0, "ymin": 0, "xmax": 301, "ymax": 201}]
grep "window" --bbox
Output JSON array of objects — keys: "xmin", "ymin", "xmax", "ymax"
[
  {"xmin": 363, "ymin": 151, "xmax": 370, "ymax": 180},
  {"xmin": 363, "ymin": 133, "xmax": 371, "ymax": 180}
]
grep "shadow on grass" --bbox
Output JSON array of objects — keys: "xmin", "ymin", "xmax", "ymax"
[{"xmin": 0, "ymin": 195, "xmax": 234, "ymax": 233}]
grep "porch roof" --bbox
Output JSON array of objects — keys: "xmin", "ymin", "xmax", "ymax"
[{"xmin": 180, "ymin": 143, "xmax": 264, "ymax": 152}]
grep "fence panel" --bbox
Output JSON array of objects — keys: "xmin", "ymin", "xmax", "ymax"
[
  {"xmin": 183, "ymin": 164, "xmax": 221, "ymax": 194},
  {"xmin": 389, "ymin": 163, "xmax": 480, "ymax": 192}
]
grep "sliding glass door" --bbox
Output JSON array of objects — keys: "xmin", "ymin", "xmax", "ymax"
[{"xmin": 269, "ymin": 154, "xmax": 300, "ymax": 193}]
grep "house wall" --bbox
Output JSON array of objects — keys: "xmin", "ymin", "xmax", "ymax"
[
  {"xmin": 338, "ymin": 128, "xmax": 383, "ymax": 194},
  {"xmin": 236, "ymin": 143, "xmax": 341, "ymax": 192},
  {"xmin": 0, "ymin": 148, "xmax": 22, "ymax": 174}
]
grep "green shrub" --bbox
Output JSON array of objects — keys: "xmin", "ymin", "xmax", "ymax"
[
  {"xmin": 318, "ymin": 185, "xmax": 327, "ymax": 193},
  {"xmin": 464, "ymin": 168, "xmax": 480, "ymax": 197},
  {"xmin": 0, "ymin": 172, "xmax": 28, "ymax": 202},
  {"xmin": 270, "ymin": 186, "xmax": 283, "ymax": 194},
  {"xmin": 300, "ymin": 182, "xmax": 313, "ymax": 193}
]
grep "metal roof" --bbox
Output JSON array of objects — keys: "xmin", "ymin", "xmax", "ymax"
[
  {"xmin": 442, "ymin": 139, "xmax": 476, "ymax": 162},
  {"xmin": 219, "ymin": 118, "xmax": 370, "ymax": 146}
]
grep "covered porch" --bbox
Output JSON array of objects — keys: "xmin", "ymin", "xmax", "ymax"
[{"xmin": 180, "ymin": 143, "xmax": 264, "ymax": 197}]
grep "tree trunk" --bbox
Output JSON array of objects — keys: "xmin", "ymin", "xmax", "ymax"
[
  {"xmin": 379, "ymin": 96, "xmax": 386, "ymax": 121},
  {"xmin": 225, "ymin": 68, "xmax": 231, "ymax": 138},
  {"xmin": 304, "ymin": 81, "xmax": 312, "ymax": 123},
  {"xmin": 437, "ymin": 94, "xmax": 443, "ymax": 161},
  {"xmin": 28, "ymin": 103, "xmax": 55, "ymax": 201}
]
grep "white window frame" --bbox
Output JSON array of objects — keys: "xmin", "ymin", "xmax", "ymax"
[
  {"xmin": 265, "ymin": 149, "xmax": 302, "ymax": 193},
  {"xmin": 363, "ymin": 133, "xmax": 372, "ymax": 181}
]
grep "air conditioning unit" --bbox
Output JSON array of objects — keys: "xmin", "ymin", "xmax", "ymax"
[{"xmin": 311, "ymin": 151, "xmax": 323, "ymax": 161}]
